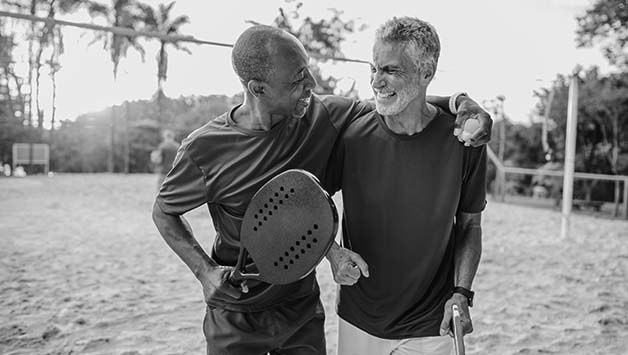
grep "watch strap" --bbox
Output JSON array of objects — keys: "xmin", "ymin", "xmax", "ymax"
[{"xmin": 452, "ymin": 286, "xmax": 474, "ymax": 307}]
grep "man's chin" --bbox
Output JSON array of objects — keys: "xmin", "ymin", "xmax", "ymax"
[
  {"xmin": 292, "ymin": 106, "xmax": 309, "ymax": 119},
  {"xmin": 375, "ymin": 103, "xmax": 400, "ymax": 116}
]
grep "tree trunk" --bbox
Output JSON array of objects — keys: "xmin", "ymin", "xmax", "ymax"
[
  {"xmin": 108, "ymin": 106, "xmax": 115, "ymax": 173},
  {"xmin": 50, "ymin": 46, "xmax": 57, "ymax": 172},
  {"xmin": 124, "ymin": 102, "xmax": 130, "ymax": 174},
  {"xmin": 611, "ymin": 115, "xmax": 619, "ymax": 217},
  {"xmin": 26, "ymin": 0, "xmax": 37, "ymax": 128}
]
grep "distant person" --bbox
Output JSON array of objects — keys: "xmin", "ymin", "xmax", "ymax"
[
  {"xmin": 325, "ymin": 17, "xmax": 487, "ymax": 355},
  {"xmin": 2, "ymin": 163, "xmax": 11, "ymax": 177},
  {"xmin": 152, "ymin": 24, "xmax": 492, "ymax": 355},
  {"xmin": 151, "ymin": 129, "xmax": 180, "ymax": 190}
]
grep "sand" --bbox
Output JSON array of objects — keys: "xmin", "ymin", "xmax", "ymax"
[{"xmin": 1, "ymin": 174, "xmax": 627, "ymax": 355}]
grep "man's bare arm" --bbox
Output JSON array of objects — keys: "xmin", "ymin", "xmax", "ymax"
[
  {"xmin": 440, "ymin": 211, "xmax": 482, "ymax": 336},
  {"xmin": 453, "ymin": 212, "xmax": 482, "ymax": 289},
  {"xmin": 152, "ymin": 202, "xmax": 241, "ymax": 300}
]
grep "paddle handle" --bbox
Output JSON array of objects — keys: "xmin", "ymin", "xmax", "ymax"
[
  {"xmin": 452, "ymin": 304, "xmax": 466, "ymax": 355},
  {"xmin": 228, "ymin": 248, "xmax": 264, "ymax": 292}
]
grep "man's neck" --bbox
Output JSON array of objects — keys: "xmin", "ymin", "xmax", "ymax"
[
  {"xmin": 232, "ymin": 97, "xmax": 282, "ymax": 131},
  {"xmin": 383, "ymin": 99, "xmax": 438, "ymax": 135}
]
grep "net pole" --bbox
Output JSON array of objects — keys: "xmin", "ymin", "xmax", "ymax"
[{"xmin": 560, "ymin": 72, "xmax": 579, "ymax": 239}]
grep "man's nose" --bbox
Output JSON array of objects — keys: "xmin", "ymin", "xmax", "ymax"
[
  {"xmin": 304, "ymin": 69, "xmax": 317, "ymax": 91},
  {"xmin": 371, "ymin": 71, "xmax": 385, "ymax": 89}
]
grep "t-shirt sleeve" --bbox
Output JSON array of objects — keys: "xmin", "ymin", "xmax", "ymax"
[
  {"xmin": 458, "ymin": 145, "xmax": 487, "ymax": 214},
  {"xmin": 323, "ymin": 132, "xmax": 346, "ymax": 195},
  {"xmin": 323, "ymin": 96, "xmax": 373, "ymax": 132},
  {"xmin": 156, "ymin": 148, "xmax": 209, "ymax": 215}
]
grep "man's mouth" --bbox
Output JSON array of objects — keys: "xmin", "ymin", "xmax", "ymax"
[
  {"xmin": 298, "ymin": 96, "xmax": 311, "ymax": 106},
  {"xmin": 375, "ymin": 91, "xmax": 396, "ymax": 99}
]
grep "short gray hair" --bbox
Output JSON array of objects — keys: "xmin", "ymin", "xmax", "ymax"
[
  {"xmin": 231, "ymin": 25, "xmax": 280, "ymax": 83},
  {"xmin": 375, "ymin": 17, "xmax": 440, "ymax": 76}
]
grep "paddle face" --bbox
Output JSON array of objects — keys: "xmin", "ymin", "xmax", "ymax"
[
  {"xmin": 231, "ymin": 169, "xmax": 338, "ymax": 285},
  {"xmin": 452, "ymin": 304, "xmax": 466, "ymax": 355}
]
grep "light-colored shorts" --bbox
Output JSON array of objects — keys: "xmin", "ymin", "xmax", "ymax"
[{"xmin": 338, "ymin": 317, "xmax": 454, "ymax": 355}]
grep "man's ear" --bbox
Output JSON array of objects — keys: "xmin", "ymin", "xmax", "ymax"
[
  {"xmin": 247, "ymin": 80, "xmax": 266, "ymax": 97},
  {"xmin": 420, "ymin": 67, "xmax": 434, "ymax": 84}
]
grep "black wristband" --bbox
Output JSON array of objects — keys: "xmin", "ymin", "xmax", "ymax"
[{"xmin": 452, "ymin": 286, "xmax": 474, "ymax": 307}]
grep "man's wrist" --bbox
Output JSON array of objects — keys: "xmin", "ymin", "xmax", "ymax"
[
  {"xmin": 452, "ymin": 286, "xmax": 474, "ymax": 307},
  {"xmin": 449, "ymin": 92, "xmax": 468, "ymax": 115},
  {"xmin": 326, "ymin": 241, "xmax": 341, "ymax": 260}
]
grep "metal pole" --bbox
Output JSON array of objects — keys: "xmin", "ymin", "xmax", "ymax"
[
  {"xmin": 560, "ymin": 73, "xmax": 579, "ymax": 239},
  {"xmin": 497, "ymin": 96, "xmax": 506, "ymax": 164},
  {"xmin": 623, "ymin": 178, "xmax": 628, "ymax": 220}
]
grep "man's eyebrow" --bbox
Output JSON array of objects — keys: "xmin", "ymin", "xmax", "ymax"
[{"xmin": 370, "ymin": 64, "xmax": 401, "ymax": 70}]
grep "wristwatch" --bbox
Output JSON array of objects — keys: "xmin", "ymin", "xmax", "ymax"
[{"xmin": 453, "ymin": 286, "xmax": 474, "ymax": 307}]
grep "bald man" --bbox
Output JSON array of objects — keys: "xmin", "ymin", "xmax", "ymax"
[{"xmin": 152, "ymin": 25, "xmax": 491, "ymax": 355}]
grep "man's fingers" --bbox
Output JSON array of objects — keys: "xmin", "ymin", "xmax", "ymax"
[
  {"xmin": 346, "ymin": 264, "xmax": 361, "ymax": 278},
  {"xmin": 439, "ymin": 306, "xmax": 452, "ymax": 336},
  {"xmin": 460, "ymin": 310, "xmax": 474, "ymax": 335},
  {"xmin": 219, "ymin": 270, "xmax": 243, "ymax": 299},
  {"xmin": 351, "ymin": 255, "xmax": 369, "ymax": 278},
  {"xmin": 453, "ymin": 114, "xmax": 469, "ymax": 136}
]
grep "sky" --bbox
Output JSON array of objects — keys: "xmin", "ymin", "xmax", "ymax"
[{"xmin": 3, "ymin": 0, "xmax": 613, "ymax": 127}]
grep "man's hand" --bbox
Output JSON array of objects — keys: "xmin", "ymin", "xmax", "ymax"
[
  {"xmin": 439, "ymin": 293, "xmax": 473, "ymax": 336},
  {"xmin": 326, "ymin": 242, "xmax": 369, "ymax": 285},
  {"xmin": 199, "ymin": 265, "xmax": 242, "ymax": 302},
  {"xmin": 454, "ymin": 96, "xmax": 493, "ymax": 147}
]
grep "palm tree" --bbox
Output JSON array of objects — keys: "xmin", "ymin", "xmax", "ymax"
[
  {"xmin": 139, "ymin": 1, "xmax": 190, "ymax": 123},
  {"xmin": 86, "ymin": 0, "xmax": 146, "ymax": 172}
]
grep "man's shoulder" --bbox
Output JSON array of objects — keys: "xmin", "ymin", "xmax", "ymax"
[
  {"xmin": 180, "ymin": 111, "xmax": 230, "ymax": 151},
  {"xmin": 346, "ymin": 108, "xmax": 377, "ymax": 125},
  {"xmin": 310, "ymin": 95, "xmax": 373, "ymax": 130},
  {"xmin": 314, "ymin": 94, "xmax": 371, "ymax": 112}
]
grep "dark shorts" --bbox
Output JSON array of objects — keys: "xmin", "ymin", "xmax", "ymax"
[{"xmin": 203, "ymin": 291, "xmax": 326, "ymax": 355}]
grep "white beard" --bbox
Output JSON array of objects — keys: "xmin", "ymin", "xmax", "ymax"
[{"xmin": 374, "ymin": 84, "xmax": 420, "ymax": 116}]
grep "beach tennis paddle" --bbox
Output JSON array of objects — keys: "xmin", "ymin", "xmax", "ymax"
[
  {"xmin": 452, "ymin": 304, "xmax": 466, "ymax": 355},
  {"xmin": 229, "ymin": 169, "xmax": 339, "ymax": 291}
]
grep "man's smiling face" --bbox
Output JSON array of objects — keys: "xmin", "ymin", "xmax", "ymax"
[{"xmin": 370, "ymin": 39, "xmax": 421, "ymax": 117}]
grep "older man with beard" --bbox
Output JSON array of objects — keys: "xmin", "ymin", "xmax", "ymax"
[{"xmin": 326, "ymin": 17, "xmax": 487, "ymax": 355}]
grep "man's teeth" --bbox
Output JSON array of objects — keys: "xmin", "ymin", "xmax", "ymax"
[
  {"xmin": 299, "ymin": 97, "xmax": 310, "ymax": 104},
  {"xmin": 377, "ymin": 92, "xmax": 395, "ymax": 99}
]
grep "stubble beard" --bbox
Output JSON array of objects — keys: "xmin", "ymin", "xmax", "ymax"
[{"xmin": 375, "ymin": 84, "xmax": 420, "ymax": 117}]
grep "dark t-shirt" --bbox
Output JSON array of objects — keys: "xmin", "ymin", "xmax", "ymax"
[
  {"xmin": 158, "ymin": 140, "xmax": 181, "ymax": 174},
  {"xmin": 155, "ymin": 95, "xmax": 371, "ymax": 312},
  {"xmin": 326, "ymin": 108, "xmax": 487, "ymax": 339}
]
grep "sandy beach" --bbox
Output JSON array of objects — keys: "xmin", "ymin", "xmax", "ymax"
[{"xmin": 1, "ymin": 174, "xmax": 627, "ymax": 355}]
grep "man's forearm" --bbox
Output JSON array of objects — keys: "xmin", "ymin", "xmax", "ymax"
[
  {"xmin": 426, "ymin": 95, "xmax": 451, "ymax": 114},
  {"xmin": 152, "ymin": 201, "xmax": 217, "ymax": 283},
  {"xmin": 453, "ymin": 215, "xmax": 482, "ymax": 289}
]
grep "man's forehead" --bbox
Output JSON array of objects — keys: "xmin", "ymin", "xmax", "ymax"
[{"xmin": 372, "ymin": 41, "xmax": 412, "ymax": 65}]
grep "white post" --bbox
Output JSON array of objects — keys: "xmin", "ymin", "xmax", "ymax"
[{"xmin": 560, "ymin": 73, "xmax": 579, "ymax": 239}]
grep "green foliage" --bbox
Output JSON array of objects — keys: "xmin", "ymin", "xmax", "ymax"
[
  {"xmin": 0, "ymin": 21, "xmax": 42, "ymax": 165},
  {"xmin": 533, "ymin": 67, "xmax": 628, "ymax": 201},
  {"xmin": 87, "ymin": 0, "xmax": 147, "ymax": 79},
  {"xmin": 138, "ymin": 1, "xmax": 191, "ymax": 98},
  {"xmin": 249, "ymin": 1, "xmax": 364, "ymax": 95},
  {"xmin": 48, "ymin": 94, "xmax": 239, "ymax": 172},
  {"xmin": 576, "ymin": 0, "xmax": 628, "ymax": 69}
]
